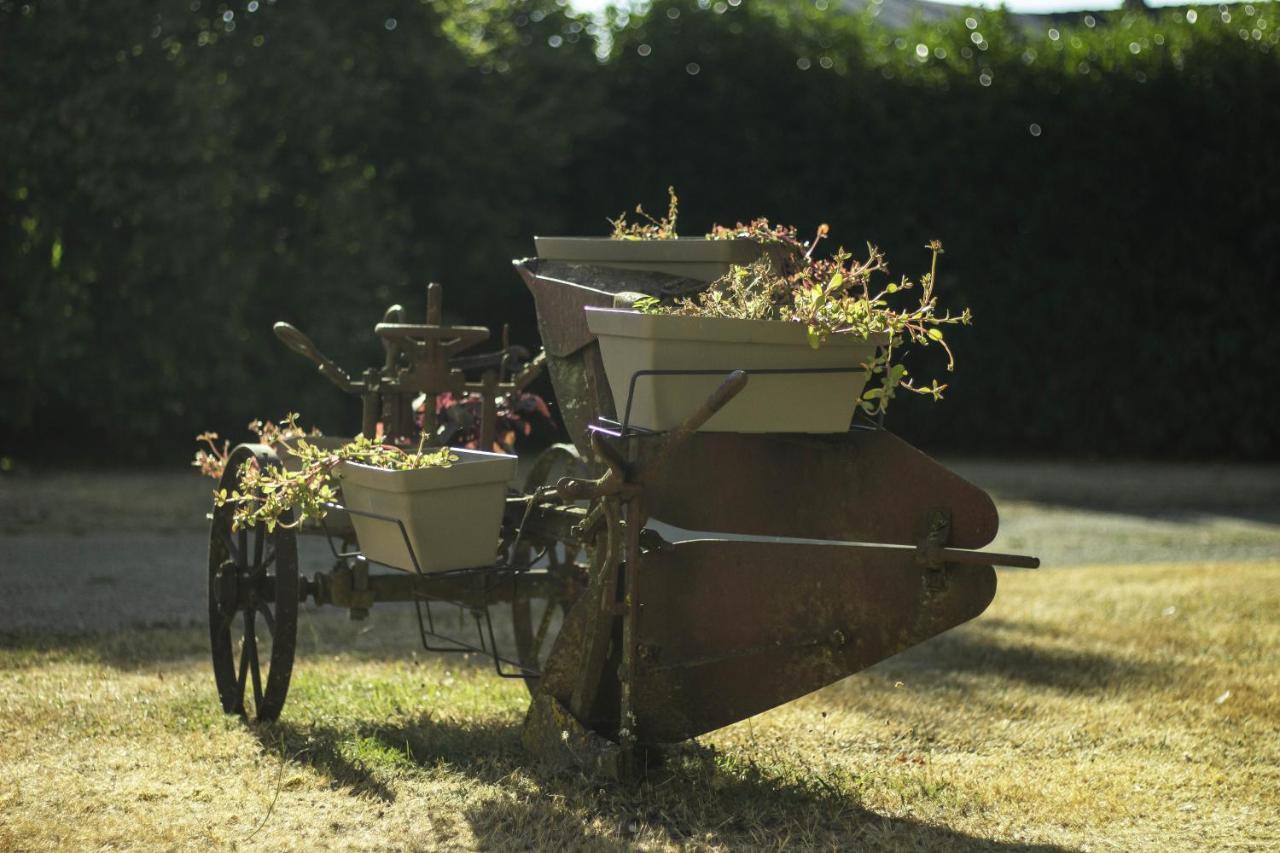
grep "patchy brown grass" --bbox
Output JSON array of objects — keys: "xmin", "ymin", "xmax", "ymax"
[{"xmin": 1, "ymin": 559, "xmax": 1277, "ymax": 851}]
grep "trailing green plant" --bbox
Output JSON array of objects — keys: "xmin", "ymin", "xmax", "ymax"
[
  {"xmin": 210, "ymin": 414, "xmax": 459, "ymax": 532},
  {"xmin": 707, "ymin": 219, "xmax": 806, "ymax": 248},
  {"xmin": 707, "ymin": 218, "xmax": 809, "ymax": 275},
  {"xmin": 634, "ymin": 229, "xmax": 970, "ymax": 416},
  {"xmin": 193, "ymin": 417, "xmax": 322, "ymax": 481},
  {"xmin": 608, "ymin": 186, "xmax": 680, "ymax": 239}
]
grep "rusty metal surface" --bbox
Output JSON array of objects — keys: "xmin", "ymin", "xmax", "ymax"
[
  {"xmin": 537, "ymin": 561, "xmax": 621, "ymax": 736},
  {"xmin": 635, "ymin": 428, "xmax": 1000, "ymax": 549},
  {"xmin": 515, "ymin": 260, "xmax": 707, "ymax": 358},
  {"xmin": 629, "ymin": 539, "xmax": 996, "ymax": 743},
  {"xmin": 523, "ymin": 346, "xmax": 1012, "ymax": 748},
  {"xmin": 519, "ymin": 269, "xmax": 615, "ymax": 358},
  {"xmin": 545, "ymin": 349, "xmax": 616, "ymax": 458},
  {"xmin": 522, "ymin": 693, "xmax": 623, "ymax": 777},
  {"xmin": 275, "ymin": 282, "xmax": 538, "ymax": 447}
]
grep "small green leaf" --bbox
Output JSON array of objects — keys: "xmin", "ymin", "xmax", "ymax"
[{"xmin": 927, "ymin": 328, "xmax": 944, "ymax": 341}]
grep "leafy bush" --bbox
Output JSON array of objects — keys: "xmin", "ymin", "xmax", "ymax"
[{"xmin": 2, "ymin": 0, "xmax": 1277, "ymax": 460}]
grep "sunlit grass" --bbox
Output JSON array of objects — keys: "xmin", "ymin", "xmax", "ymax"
[{"xmin": 1, "ymin": 559, "xmax": 1277, "ymax": 850}]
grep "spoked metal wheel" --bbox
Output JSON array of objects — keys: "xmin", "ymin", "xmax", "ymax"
[
  {"xmin": 511, "ymin": 443, "xmax": 594, "ymax": 692},
  {"xmin": 208, "ymin": 444, "xmax": 299, "ymax": 722}
]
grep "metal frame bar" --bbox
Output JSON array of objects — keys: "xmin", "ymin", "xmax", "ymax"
[{"xmin": 316, "ymin": 500, "xmax": 540, "ymax": 679}]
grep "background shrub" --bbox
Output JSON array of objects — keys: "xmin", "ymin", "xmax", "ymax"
[{"xmin": 2, "ymin": 0, "xmax": 1277, "ymax": 460}]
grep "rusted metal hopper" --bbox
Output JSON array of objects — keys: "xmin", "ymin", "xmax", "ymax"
[{"xmin": 515, "ymin": 260, "xmax": 1037, "ymax": 776}]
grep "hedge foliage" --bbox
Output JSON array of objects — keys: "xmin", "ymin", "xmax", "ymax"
[{"xmin": 3, "ymin": 0, "xmax": 1277, "ymax": 460}]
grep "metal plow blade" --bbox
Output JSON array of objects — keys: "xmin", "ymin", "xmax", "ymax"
[
  {"xmin": 638, "ymin": 429, "xmax": 1000, "ymax": 549},
  {"xmin": 629, "ymin": 539, "xmax": 996, "ymax": 743}
]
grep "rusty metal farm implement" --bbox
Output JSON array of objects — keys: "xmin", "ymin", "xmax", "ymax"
[{"xmin": 206, "ymin": 258, "xmax": 1038, "ymax": 778}]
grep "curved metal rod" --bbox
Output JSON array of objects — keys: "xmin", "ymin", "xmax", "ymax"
[{"xmin": 272, "ymin": 322, "xmax": 360, "ymax": 393}]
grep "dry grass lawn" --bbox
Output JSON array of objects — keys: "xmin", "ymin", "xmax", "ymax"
[{"xmin": 1, "ymin": 559, "xmax": 1277, "ymax": 851}]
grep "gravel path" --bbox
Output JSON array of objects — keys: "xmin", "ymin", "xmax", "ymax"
[{"xmin": 1, "ymin": 460, "xmax": 1276, "ymax": 635}]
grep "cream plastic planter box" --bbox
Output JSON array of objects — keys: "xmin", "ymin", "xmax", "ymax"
[
  {"xmin": 585, "ymin": 307, "xmax": 887, "ymax": 433},
  {"xmin": 533, "ymin": 237, "xmax": 792, "ymax": 282},
  {"xmin": 336, "ymin": 449, "xmax": 518, "ymax": 573}
]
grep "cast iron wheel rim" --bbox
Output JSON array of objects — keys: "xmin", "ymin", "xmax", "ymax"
[
  {"xmin": 512, "ymin": 443, "xmax": 593, "ymax": 692},
  {"xmin": 207, "ymin": 445, "xmax": 299, "ymax": 722}
]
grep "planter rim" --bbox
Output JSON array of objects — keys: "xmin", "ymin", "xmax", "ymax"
[
  {"xmin": 533, "ymin": 236, "xmax": 762, "ymax": 243},
  {"xmin": 337, "ymin": 449, "xmax": 517, "ymax": 494},
  {"xmin": 534, "ymin": 236, "xmax": 777, "ymax": 263},
  {"xmin": 585, "ymin": 307, "xmax": 890, "ymax": 349}
]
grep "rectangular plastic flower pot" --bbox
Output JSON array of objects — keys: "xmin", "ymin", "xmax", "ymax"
[
  {"xmin": 585, "ymin": 307, "xmax": 886, "ymax": 433},
  {"xmin": 533, "ymin": 237, "xmax": 792, "ymax": 282},
  {"xmin": 335, "ymin": 449, "xmax": 518, "ymax": 573}
]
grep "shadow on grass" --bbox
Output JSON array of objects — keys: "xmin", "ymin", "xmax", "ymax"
[
  {"xmin": 1, "ymin": 605, "xmax": 1176, "ymax": 703},
  {"xmin": 0, "ymin": 606, "xmax": 498, "ymax": 670},
  {"xmin": 2, "ymin": 595, "xmax": 1178, "ymax": 711},
  {"xmin": 878, "ymin": 620, "xmax": 1177, "ymax": 695},
  {"xmin": 250, "ymin": 712, "xmax": 1069, "ymax": 851}
]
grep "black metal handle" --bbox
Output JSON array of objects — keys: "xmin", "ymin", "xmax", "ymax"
[
  {"xmin": 273, "ymin": 321, "xmax": 323, "ymax": 361},
  {"xmin": 691, "ymin": 370, "xmax": 749, "ymax": 428},
  {"xmin": 630, "ymin": 371, "xmax": 749, "ymax": 485},
  {"xmin": 273, "ymin": 322, "xmax": 359, "ymax": 393},
  {"xmin": 665, "ymin": 369, "xmax": 748, "ymax": 446},
  {"xmin": 552, "ymin": 475, "xmax": 598, "ymax": 501},
  {"xmin": 937, "ymin": 547, "xmax": 1041, "ymax": 570}
]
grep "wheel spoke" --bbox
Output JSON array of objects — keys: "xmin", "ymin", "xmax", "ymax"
[
  {"xmin": 252, "ymin": 525, "xmax": 266, "ymax": 574},
  {"xmin": 236, "ymin": 627, "xmax": 251, "ymax": 709},
  {"xmin": 257, "ymin": 602, "xmax": 275, "ymax": 637},
  {"xmin": 533, "ymin": 597, "xmax": 556, "ymax": 657},
  {"xmin": 219, "ymin": 526, "xmax": 243, "ymax": 568},
  {"xmin": 246, "ymin": 614, "xmax": 263, "ymax": 714},
  {"xmin": 219, "ymin": 604, "xmax": 237, "ymax": 634},
  {"xmin": 238, "ymin": 528, "xmax": 249, "ymax": 569}
]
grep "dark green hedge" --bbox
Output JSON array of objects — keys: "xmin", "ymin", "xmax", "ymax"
[{"xmin": 3, "ymin": 0, "xmax": 1277, "ymax": 461}]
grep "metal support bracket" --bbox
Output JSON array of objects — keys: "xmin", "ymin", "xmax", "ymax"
[{"xmin": 915, "ymin": 508, "xmax": 952, "ymax": 595}]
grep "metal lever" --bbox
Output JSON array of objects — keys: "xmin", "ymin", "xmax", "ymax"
[
  {"xmin": 934, "ymin": 547, "xmax": 1040, "ymax": 570},
  {"xmin": 552, "ymin": 476, "xmax": 601, "ymax": 502},
  {"xmin": 374, "ymin": 323, "xmax": 491, "ymax": 347},
  {"xmin": 553, "ymin": 371, "xmax": 750, "ymax": 502},
  {"xmin": 380, "ymin": 304, "xmax": 406, "ymax": 371},
  {"xmin": 553, "ymin": 432, "xmax": 630, "ymax": 501},
  {"xmin": 635, "ymin": 370, "xmax": 749, "ymax": 486},
  {"xmin": 273, "ymin": 322, "xmax": 359, "ymax": 392},
  {"xmin": 667, "ymin": 370, "xmax": 748, "ymax": 445}
]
